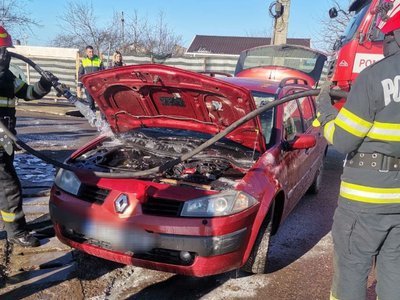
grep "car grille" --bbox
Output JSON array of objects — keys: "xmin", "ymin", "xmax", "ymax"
[
  {"xmin": 142, "ymin": 197, "xmax": 183, "ymax": 217},
  {"xmin": 79, "ymin": 184, "xmax": 110, "ymax": 204}
]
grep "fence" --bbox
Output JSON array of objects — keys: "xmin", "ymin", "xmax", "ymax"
[{"xmin": 10, "ymin": 45, "xmax": 240, "ymax": 98}]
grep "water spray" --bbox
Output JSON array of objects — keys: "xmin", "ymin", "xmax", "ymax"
[{"xmin": 9, "ymin": 52, "xmax": 112, "ymax": 135}]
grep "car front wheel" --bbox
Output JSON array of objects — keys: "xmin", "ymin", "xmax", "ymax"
[
  {"xmin": 308, "ymin": 157, "xmax": 324, "ymax": 194},
  {"xmin": 241, "ymin": 203, "xmax": 274, "ymax": 274}
]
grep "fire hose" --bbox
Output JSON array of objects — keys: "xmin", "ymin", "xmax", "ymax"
[{"xmin": 0, "ymin": 52, "xmax": 347, "ymax": 178}]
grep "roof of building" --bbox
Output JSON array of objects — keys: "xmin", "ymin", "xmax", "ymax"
[{"xmin": 186, "ymin": 35, "xmax": 311, "ymax": 55}]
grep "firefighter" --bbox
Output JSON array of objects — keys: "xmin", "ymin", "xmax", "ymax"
[
  {"xmin": 0, "ymin": 26, "xmax": 57, "ymax": 247},
  {"xmin": 314, "ymin": 1, "xmax": 400, "ymax": 299},
  {"xmin": 77, "ymin": 45, "xmax": 104, "ymax": 112}
]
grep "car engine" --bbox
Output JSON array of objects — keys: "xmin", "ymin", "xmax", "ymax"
[{"xmin": 69, "ymin": 131, "xmax": 256, "ymax": 190}]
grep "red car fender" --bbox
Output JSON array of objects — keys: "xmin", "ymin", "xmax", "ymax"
[{"xmin": 240, "ymin": 184, "xmax": 282, "ymax": 266}]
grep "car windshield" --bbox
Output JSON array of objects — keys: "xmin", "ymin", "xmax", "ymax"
[
  {"xmin": 252, "ymin": 92, "xmax": 275, "ymax": 146},
  {"xmin": 340, "ymin": 2, "xmax": 370, "ymax": 46},
  {"xmin": 235, "ymin": 45, "xmax": 326, "ymax": 81}
]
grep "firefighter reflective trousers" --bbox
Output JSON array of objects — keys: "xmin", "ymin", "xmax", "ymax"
[
  {"xmin": 331, "ymin": 206, "xmax": 400, "ymax": 300},
  {"xmin": 0, "ymin": 150, "xmax": 26, "ymax": 238}
]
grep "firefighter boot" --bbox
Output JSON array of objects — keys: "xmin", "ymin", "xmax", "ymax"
[{"xmin": 8, "ymin": 232, "xmax": 40, "ymax": 247}]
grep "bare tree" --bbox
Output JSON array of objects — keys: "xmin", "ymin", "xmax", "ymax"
[
  {"xmin": 142, "ymin": 11, "xmax": 182, "ymax": 57},
  {"xmin": 53, "ymin": 2, "xmax": 183, "ymax": 57},
  {"xmin": 0, "ymin": 0, "xmax": 40, "ymax": 43},
  {"xmin": 125, "ymin": 10, "xmax": 149, "ymax": 55},
  {"xmin": 314, "ymin": 0, "xmax": 352, "ymax": 52},
  {"xmin": 52, "ymin": 1, "xmax": 114, "ymax": 55}
]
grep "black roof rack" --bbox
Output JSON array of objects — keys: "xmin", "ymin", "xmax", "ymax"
[
  {"xmin": 279, "ymin": 77, "xmax": 309, "ymax": 88},
  {"xmin": 198, "ymin": 71, "xmax": 232, "ymax": 77}
]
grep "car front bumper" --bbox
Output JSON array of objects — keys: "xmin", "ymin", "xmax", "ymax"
[{"xmin": 50, "ymin": 201, "xmax": 250, "ymax": 276}]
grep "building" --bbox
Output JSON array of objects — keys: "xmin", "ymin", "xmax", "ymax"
[{"xmin": 186, "ymin": 35, "xmax": 311, "ymax": 56}]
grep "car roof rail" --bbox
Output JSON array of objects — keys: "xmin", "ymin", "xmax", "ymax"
[{"xmin": 279, "ymin": 77, "xmax": 309, "ymax": 88}]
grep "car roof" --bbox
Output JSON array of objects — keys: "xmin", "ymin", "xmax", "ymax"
[{"xmin": 218, "ymin": 76, "xmax": 310, "ymax": 96}]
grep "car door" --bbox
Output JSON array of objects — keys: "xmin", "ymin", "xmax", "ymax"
[
  {"xmin": 281, "ymin": 89, "xmax": 322, "ymax": 210},
  {"xmin": 281, "ymin": 95, "xmax": 308, "ymax": 212},
  {"xmin": 297, "ymin": 94, "xmax": 326, "ymax": 190}
]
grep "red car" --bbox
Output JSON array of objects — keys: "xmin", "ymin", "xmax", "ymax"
[{"xmin": 49, "ymin": 64, "xmax": 327, "ymax": 277}]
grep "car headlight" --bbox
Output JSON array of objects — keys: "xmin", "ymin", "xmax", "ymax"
[
  {"xmin": 54, "ymin": 169, "xmax": 82, "ymax": 196},
  {"xmin": 181, "ymin": 191, "xmax": 257, "ymax": 217}
]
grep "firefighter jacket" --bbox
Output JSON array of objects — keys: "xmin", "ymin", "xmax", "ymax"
[
  {"xmin": 0, "ymin": 70, "xmax": 50, "ymax": 129},
  {"xmin": 78, "ymin": 55, "xmax": 104, "ymax": 88},
  {"xmin": 318, "ymin": 49, "xmax": 400, "ymax": 213}
]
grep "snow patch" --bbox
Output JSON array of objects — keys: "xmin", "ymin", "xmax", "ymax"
[{"xmin": 201, "ymin": 275, "xmax": 270, "ymax": 300}]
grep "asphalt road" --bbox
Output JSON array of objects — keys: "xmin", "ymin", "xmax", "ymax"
[{"xmin": 0, "ymin": 109, "xmax": 378, "ymax": 300}]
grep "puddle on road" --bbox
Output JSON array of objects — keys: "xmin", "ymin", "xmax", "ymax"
[{"xmin": 14, "ymin": 153, "xmax": 55, "ymax": 187}]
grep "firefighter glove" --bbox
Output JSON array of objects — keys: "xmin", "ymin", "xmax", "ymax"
[
  {"xmin": 39, "ymin": 71, "xmax": 58, "ymax": 92},
  {"xmin": 313, "ymin": 82, "xmax": 337, "ymax": 127}
]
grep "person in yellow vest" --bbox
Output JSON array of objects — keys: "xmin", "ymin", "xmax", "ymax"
[
  {"xmin": 77, "ymin": 45, "xmax": 104, "ymax": 112},
  {"xmin": 0, "ymin": 26, "xmax": 57, "ymax": 247}
]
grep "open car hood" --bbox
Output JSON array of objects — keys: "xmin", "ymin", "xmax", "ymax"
[{"xmin": 81, "ymin": 64, "xmax": 265, "ymax": 152}]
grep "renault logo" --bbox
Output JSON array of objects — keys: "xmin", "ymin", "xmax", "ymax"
[{"xmin": 114, "ymin": 194, "xmax": 129, "ymax": 213}]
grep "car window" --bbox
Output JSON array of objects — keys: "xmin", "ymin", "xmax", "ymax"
[
  {"xmin": 297, "ymin": 96, "xmax": 315, "ymax": 130},
  {"xmin": 283, "ymin": 100, "xmax": 303, "ymax": 140},
  {"xmin": 252, "ymin": 92, "xmax": 275, "ymax": 145}
]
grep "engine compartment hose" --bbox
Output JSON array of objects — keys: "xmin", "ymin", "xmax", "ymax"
[{"xmin": 7, "ymin": 50, "xmax": 349, "ymax": 178}]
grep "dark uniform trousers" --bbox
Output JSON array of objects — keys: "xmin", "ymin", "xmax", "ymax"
[
  {"xmin": 331, "ymin": 206, "xmax": 400, "ymax": 300},
  {"xmin": 0, "ymin": 149, "xmax": 25, "ymax": 237},
  {"xmin": 0, "ymin": 111, "xmax": 26, "ymax": 237}
]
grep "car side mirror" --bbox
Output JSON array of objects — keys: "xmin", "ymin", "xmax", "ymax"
[
  {"xmin": 329, "ymin": 7, "xmax": 338, "ymax": 19},
  {"xmin": 286, "ymin": 134, "xmax": 316, "ymax": 150}
]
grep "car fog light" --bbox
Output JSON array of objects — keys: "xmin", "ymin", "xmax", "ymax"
[
  {"xmin": 179, "ymin": 251, "xmax": 193, "ymax": 263},
  {"xmin": 65, "ymin": 227, "xmax": 74, "ymax": 235}
]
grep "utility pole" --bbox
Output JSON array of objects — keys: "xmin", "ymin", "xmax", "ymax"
[
  {"xmin": 121, "ymin": 11, "xmax": 125, "ymax": 47},
  {"xmin": 270, "ymin": 0, "xmax": 291, "ymax": 45}
]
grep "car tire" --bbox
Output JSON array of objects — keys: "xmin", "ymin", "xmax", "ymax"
[
  {"xmin": 308, "ymin": 157, "xmax": 324, "ymax": 194},
  {"xmin": 241, "ymin": 203, "xmax": 274, "ymax": 274}
]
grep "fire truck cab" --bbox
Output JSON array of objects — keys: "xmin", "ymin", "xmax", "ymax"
[{"xmin": 328, "ymin": 0, "xmax": 384, "ymax": 92}]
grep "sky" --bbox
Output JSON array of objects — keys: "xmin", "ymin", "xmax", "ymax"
[{"xmin": 21, "ymin": 0, "xmax": 343, "ymax": 49}]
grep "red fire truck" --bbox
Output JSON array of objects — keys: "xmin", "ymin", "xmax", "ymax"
[{"xmin": 328, "ymin": 0, "xmax": 384, "ymax": 92}]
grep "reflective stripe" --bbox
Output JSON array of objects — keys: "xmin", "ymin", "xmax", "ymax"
[
  {"xmin": 323, "ymin": 120, "xmax": 335, "ymax": 144},
  {"xmin": 0, "ymin": 98, "xmax": 16, "ymax": 107},
  {"xmin": 14, "ymin": 78, "xmax": 25, "ymax": 93},
  {"xmin": 1, "ymin": 210, "xmax": 16, "ymax": 222},
  {"xmin": 334, "ymin": 108, "xmax": 372, "ymax": 138},
  {"xmin": 27, "ymin": 85, "xmax": 34, "ymax": 99},
  {"xmin": 367, "ymin": 121, "xmax": 400, "ymax": 141},
  {"xmin": 330, "ymin": 292, "xmax": 339, "ymax": 300},
  {"xmin": 340, "ymin": 181, "xmax": 400, "ymax": 204}
]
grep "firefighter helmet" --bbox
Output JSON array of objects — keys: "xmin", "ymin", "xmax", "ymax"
[
  {"xmin": 377, "ymin": 0, "xmax": 400, "ymax": 34},
  {"xmin": 0, "ymin": 26, "xmax": 13, "ymax": 47}
]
